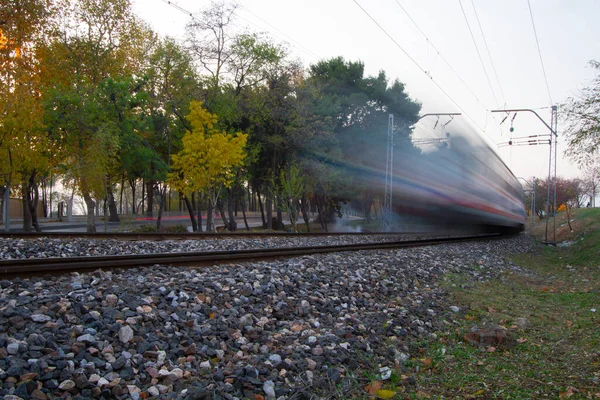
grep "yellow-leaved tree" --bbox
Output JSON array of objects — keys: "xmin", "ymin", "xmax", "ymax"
[{"xmin": 168, "ymin": 101, "xmax": 247, "ymax": 231}]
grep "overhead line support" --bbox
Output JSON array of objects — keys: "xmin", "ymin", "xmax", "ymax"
[{"xmin": 491, "ymin": 107, "xmax": 558, "ymax": 245}]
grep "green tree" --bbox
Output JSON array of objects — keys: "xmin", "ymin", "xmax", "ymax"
[
  {"xmin": 143, "ymin": 38, "xmax": 202, "ymax": 230},
  {"xmin": 39, "ymin": 0, "xmax": 144, "ymax": 232},
  {"xmin": 303, "ymin": 57, "xmax": 421, "ymax": 225}
]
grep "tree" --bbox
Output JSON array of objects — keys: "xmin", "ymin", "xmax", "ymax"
[
  {"xmin": 39, "ymin": 0, "xmax": 144, "ymax": 232},
  {"xmin": 167, "ymin": 101, "xmax": 247, "ymax": 231},
  {"xmin": 0, "ymin": 0, "xmax": 61, "ymax": 231},
  {"xmin": 144, "ymin": 37, "xmax": 202, "ymax": 230},
  {"xmin": 580, "ymin": 160, "xmax": 599, "ymax": 207},
  {"xmin": 533, "ymin": 176, "xmax": 583, "ymax": 222},
  {"xmin": 562, "ymin": 61, "xmax": 600, "ymax": 166},
  {"xmin": 272, "ymin": 165, "xmax": 305, "ymax": 232},
  {"xmin": 304, "ymin": 57, "xmax": 421, "ymax": 225}
]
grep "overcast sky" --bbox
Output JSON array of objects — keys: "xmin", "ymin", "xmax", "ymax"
[{"xmin": 133, "ymin": 0, "xmax": 600, "ymax": 183}]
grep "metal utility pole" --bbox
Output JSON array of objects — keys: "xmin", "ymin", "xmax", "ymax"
[
  {"xmin": 551, "ymin": 105, "xmax": 558, "ymax": 243},
  {"xmin": 383, "ymin": 114, "xmax": 394, "ymax": 232},
  {"xmin": 383, "ymin": 112, "xmax": 461, "ymax": 232},
  {"xmin": 491, "ymin": 108, "xmax": 558, "ymax": 245}
]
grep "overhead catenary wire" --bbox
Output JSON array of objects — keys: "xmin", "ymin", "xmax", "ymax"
[
  {"xmin": 393, "ymin": 0, "xmax": 489, "ymax": 113},
  {"xmin": 236, "ymin": 4, "xmax": 322, "ymax": 61},
  {"xmin": 527, "ymin": 0, "xmax": 553, "ymax": 105},
  {"xmin": 470, "ymin": 0, "xmax": 506, "ymax": 106},
  {"xmin": 352, "ymin": 0, "xmax": 497, "ymax": 144},
  {"xmin": 458, "ymin": 0, "xmax": 499, "ymax": 108}
]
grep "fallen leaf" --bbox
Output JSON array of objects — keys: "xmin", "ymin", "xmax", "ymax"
[
  {"xmin": 420, "ymin": 358, "xmax": 433, "ymax": 366},
  {"xmin": 364, "ymin": 381, "xmax": 383, "ymax": 395},
  {"xmin": 487, "ymin": 346, "xmax": 496, "ymax": 353},
  {"xmin": 566, "ymin": 320, "xmax": 573, "ymax": 327},
  {"xmin": 476, "ymin": 361, "xmax": 485, "ymax": 366},
  {"xmin": 559, "ymin": 387, "xmax": 574, "ymax": 398},
  {"xmin": 465, "ymin": 314, "xmax": 476, "ymax": 321},
  {"xmin": 209, "ymin": 312, "xmax": 215, "ymax": 319},
  {"xmin": 376, "ymin": 389, "xmax": 396, "ymax": 399},
  {"xmin": 488, "ymin": 307, "xmax": 497, "ymax": 313},
  {"xmin": 517, "ymin": 337, "xmax": 528, "ymax": 344},
  {"xmin": 416, "ymin": 390, "xmax": 431, "ymax": 398},
  {"xmin": 473, "ymin": 389, "xmax": 485, "ymax": 396}
]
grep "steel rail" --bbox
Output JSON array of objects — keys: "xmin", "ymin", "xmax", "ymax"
[
  {"xmin": 0, "ymin": 233, "xmax": 507, "ymax": 275},
  {"xmin": 0, "ymin": 231, "xmax": 420, "ymax": 240}
]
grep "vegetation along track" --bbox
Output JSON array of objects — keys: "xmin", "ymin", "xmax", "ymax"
[{"xmin": 0, "ymin": 233, "xmax": 509, "ymax": 275}]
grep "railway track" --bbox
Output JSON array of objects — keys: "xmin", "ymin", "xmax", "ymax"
[
  {"xmin": 0, "ymin": 231, "xmax": 412, "ymax": 240},
  {"xmin": 0, "ymin": 233, "xmax": 509, "ymax": 275}
]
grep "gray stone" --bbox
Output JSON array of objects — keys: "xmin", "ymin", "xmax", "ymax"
[{"xmin": 118, "ymin": 326, "xmax": 134, "ymax": 343}]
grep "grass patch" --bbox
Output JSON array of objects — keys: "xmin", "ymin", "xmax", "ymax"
[{"xmin": 356, "ymin": 209, "xmax": 600, "ymax": 399}]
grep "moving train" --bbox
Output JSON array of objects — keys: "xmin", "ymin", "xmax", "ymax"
[
  {"xmin": 385, "ymin": 118, "xmax": 527, "ymax": 233},
  {"xmin": 327, "ymin": 117, "xmax": 527, "ymax": 233}
]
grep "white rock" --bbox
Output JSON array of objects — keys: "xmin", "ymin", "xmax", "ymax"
[
  {"xmin": 7, "ymin": 343, "xmax": 20, "ymax": 355},
  {"xmin": 200, "ymin": 361, "xmax": 211, "ymax": 369},
  {"xmin": 77, "ymin": 334, "xmax": 96, "ymax": 343},
  {"xmin": 450, "ymin": 306, "xmax": 460, "ymax": 313},
  {"xmin": 268, "ymin": 354, "xmax": 282, "ymax": 364},
  {"xmin": 58, "ymin": 379, "xmax": 76, "ymax": 390},
  {"xmin": 97, "ymin": 377, "xmax": 110, "ymax": 387},
  {"xmin": 148, "ymin": 386, "xmax": 160, "ymax": 397},
  {"xmin": 263, "ymin": 380, "xmax": 276, "ymax": 399},
  {"xmin": 118, "ymin": 326, "xmax": 134, "ymax": 343},
  {"xmin": 31, "ymin": 314, "xmax": 52, "ymax": 322}
]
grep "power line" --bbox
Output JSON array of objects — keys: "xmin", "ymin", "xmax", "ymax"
[
  {"xmin": 393, "ymin": 0, "xmax": 490, "ymax": 113},
  {"xmin": 458, "ymin": 0, "xmax": 499, "ymax": 107},
  {"xmin": 527, "ymin": 0, "xmax": 553, "ymax": 105},
  {"xmin": 236, "ymin": 4, "xmax": 321, "ymax": 61},
  {"xmin": 470, "ymin": 0, "xmax": 506, "ymax": 106},
  {"xmin": 352, "ymin": 0, "xmax": 496, "ymax": 144}
]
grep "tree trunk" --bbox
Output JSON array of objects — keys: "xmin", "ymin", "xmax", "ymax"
[
  {"xmin": 27, "ymin": 172, "xmax": 41, "ymax": 232},
  {"xmin": 299, "ymin": 198, "xmax": 310, "ymax": 232},
  {"xmin": 217, "ymin": 199, "xmax": 228, "ymax": 230},
  {"xmin": 207, "ymin": 197, "xmax": 214, "ymax": 232},
  {"xmin": 0, "ymin": 184, "xmax": 5, "ymax": 226},
  {"xmin": 184, "ymin": 196, "xmax": 197, "ymax": 232},
  {"xmin": 315, "ymin": 194, "xmax": 327, "ymax": 233},
  {"xmin": 240, "ymin": 183, "xmax": 250, "ymax": 231},
  {"xmin": 227, "ymin": 188, "xmax": 237, "ymax": 231},
  {"xmin": 146, "ymin": 180, "xmax": 154, "ymax": 217},
  {"xmin": 22, "ymin": 182, "xmax": 33, "ymax": 232},
  {"xmin": 256, "ymin": 185, "xmax": 266, "ymax": 227},
  {"xmin": 141, "ymin": 179, "xmax": 145, "ymax": 216},
  {"xmin": 129, "ymin": 179, "xmax": 137, "ymax": 215},
  {"xmin": 266, "ymin": 191, "xmax": 273, "ymax": 230},
  {"xmin": 276, "ymin": 196, "xmax": 284, "ymax": 230},
  {"xmin": 156, "ymin": 184, "xmax": 167, "ymax": 231},
  {"xmin": 106, "ymin": 184, "xmax": 120, "ymax": 222},
  {"xmin": 119, "ymin": 173, "xmax": 125, "ymax": 214},
  {"xmin": 197, "ymin": 192, "xmax": 203, "ymax": 232},
  {"xmin": 82, "ymin": 192, "xmax": 96, "ymax": 233}
]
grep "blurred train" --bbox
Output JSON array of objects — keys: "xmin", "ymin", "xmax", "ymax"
[{"xmin": 383, "ymin": 118, "xmax": 527, "ymax": 233}]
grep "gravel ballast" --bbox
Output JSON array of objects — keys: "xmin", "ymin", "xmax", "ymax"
[{"xmin": 0, "ymin": 235, "xmax": 536, "ymax": 399}]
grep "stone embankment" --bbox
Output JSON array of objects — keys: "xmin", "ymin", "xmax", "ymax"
[{"xmin": 0, "ymin": 235, "xmax": 535, "ymax": 399}]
